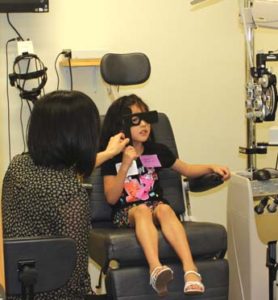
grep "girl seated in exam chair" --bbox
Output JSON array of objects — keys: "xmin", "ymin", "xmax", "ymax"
[{"xmin": 100, "ymin": 94, "xmax": 230, "ymax": 296}]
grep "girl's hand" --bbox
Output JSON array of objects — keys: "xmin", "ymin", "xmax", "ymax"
[
  {"xmin": 106, "ymin": 132, "xmax": 129, "ymax": 157},
  {"xmin": 210, "ymin": 165, "xmax": 230, "ymax": 181},
  {"xmin": 122, "ymin": 146, "xmax": 138, "ymax": 168}
]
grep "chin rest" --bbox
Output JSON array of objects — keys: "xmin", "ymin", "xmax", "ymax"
[{"xmin": 4, "ymin": 237, "xmax": 76, "ymax": 298}]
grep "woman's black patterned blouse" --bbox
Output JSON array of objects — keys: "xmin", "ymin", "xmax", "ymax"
[{"xmin": 2, "ymin": 153, "xmax": 92, "ymax": 299}]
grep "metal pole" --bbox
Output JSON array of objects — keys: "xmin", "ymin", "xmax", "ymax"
[{"xmin": 244, "ymin": 0, "xmax": 256, "ymax": 171}]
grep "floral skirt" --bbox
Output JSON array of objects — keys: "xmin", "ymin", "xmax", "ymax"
[{"xmin": 112, "ymin": 200, "xmax": 166, "ymax": 227}]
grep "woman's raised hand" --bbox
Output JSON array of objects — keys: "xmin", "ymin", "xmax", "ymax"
[{"xmin": 106, "ymin": 132, "xmax": 130, "ymax": 157}]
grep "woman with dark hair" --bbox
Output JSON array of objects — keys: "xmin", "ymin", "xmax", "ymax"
[{"xmin": 2, "ymin": 90, "xmax": 128, "ymax": 299}]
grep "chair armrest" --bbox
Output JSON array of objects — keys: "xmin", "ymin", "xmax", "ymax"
[{"xmin": 187, "ymin": 173, "xmax": 224, "ymax": 192}]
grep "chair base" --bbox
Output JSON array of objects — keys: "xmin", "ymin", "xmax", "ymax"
[{"xmin": 105, "ymin": 259, "xmax": 228, "ymax": 300}]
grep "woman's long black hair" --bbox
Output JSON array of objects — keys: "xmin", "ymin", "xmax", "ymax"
[{"xmin": 27, "ymin": 90, "xmax": 100, "ymax": 176}]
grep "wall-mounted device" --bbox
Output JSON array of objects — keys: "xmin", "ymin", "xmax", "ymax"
[
  {"xmin": 0, "ymin": 0, "xmax": 49, "ymax": 13},
  {"xmin": 252, "ymin": 0, "xmax": 278, "ymax": 29},
  {"xmin": 191, "ymin": 0, "xmax": 278, "ymax": 29}
]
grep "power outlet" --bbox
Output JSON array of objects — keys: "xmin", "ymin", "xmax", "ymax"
[{"xmin": 17, "ymin": 40, "xmax": 34, "ymax": 55}]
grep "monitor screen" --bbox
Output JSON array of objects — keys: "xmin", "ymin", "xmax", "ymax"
[{"xmin": 0, "ymin": 0, "xmax": 49, "ymax": 13}]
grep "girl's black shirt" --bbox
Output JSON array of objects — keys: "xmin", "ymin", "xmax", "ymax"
[{"xmin": 101, "ymin": 142, "xmax": 177, "ymax": 212}]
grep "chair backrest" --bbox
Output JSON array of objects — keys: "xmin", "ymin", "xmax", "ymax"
[
  {"xmin": 4, "ymin": 237, "xmax": 76, "ymax": 296},
  {"xmin": 88, "ymin": 112, "xmax": 185, "ymax": 226}
]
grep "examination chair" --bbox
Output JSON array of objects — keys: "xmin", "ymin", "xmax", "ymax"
[
  {"xmin": 4, "ymin": 237, "xmax": 76, "ymax": 299},
  {"xmin": 87, "ymin": 53, "xmax": 229, "ymax": 300}
]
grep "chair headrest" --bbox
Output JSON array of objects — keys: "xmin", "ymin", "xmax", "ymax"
[{"xmin": 100, "ymin": 53, "xmax": 151, "ymax": 85}]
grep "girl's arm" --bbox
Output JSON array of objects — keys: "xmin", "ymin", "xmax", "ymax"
[
  {"xmin": 171, "ymin": 159, "xmax": 230, "ymax": 181},
  {"xmin": 104, "ymin": 146, "xmax": 138, "ymax": 205},
  {"xmin": 95, "ymin": 133, "xmax": 129, "ymax": 168}
]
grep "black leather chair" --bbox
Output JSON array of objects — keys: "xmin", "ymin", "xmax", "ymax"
[
  {"xmin": 86, "ymin": 53, "xmax": 229, "ymax": 299},
  {"xmin": 4, "ymin": 237, "xmax": 76, "ymax": 299}
]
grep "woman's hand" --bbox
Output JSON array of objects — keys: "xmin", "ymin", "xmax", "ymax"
[
  {"xmin": 210, "ymin": 165, "xmax": 230, "ymax": 181},
  {"xmin": 106, "ymin": 132, "xmax": 130, "ymax": 158},
  {"xmin": 95, "ymin": 133, "xmax": 129, "ymax": 168}
]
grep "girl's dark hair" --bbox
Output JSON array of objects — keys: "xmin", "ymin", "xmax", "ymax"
[
  {"xmin": 27, "ymin": 90, "xmax": 100, "ymax": 176},
  {"xmin": 100, "ymin": 94, "xmax": 149, "ymax": 150}
]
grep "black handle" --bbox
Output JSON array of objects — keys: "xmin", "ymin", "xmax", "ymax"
[{"xmin": 188, "ymin": 172, "xmax": 224, "ymax": 193}]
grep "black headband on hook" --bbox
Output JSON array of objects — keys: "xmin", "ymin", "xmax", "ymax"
[{"xmin": 9, "ymin": 52, "xmax": 48, "ymax": 102}]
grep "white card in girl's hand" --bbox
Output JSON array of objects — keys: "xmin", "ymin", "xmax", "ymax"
[{"xmin": 116, "ymin": 160, "xmax": 139, "ymax": 176}]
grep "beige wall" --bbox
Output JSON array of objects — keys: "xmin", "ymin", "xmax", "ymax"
[{"xmin": 0, "ymin": 0, "xmax": 277, "ymax": 227}]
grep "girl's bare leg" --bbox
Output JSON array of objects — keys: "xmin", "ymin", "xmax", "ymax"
[
  {"xmin": 128, "ymin": 204, "xmax": 161, "ymax": 272},
  {"xmin": 154, "ymin": 204, "xmax": 203, "ymax": 288}
]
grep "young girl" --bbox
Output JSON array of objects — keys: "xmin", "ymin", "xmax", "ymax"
[{"xmin": 100, "ymin": 94, "xmax": 230, "ymax": 296}]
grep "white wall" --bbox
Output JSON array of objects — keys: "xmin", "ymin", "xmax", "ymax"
[{"xmin": 1, "ymin": 0, "xmax": 277, "ymax": 228}]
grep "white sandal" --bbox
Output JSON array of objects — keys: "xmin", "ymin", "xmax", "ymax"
[
  {"xmin": 184, "ymin": 270, "xmax": 205, "ymax": 295},
  {"xmin": 150, "ymin": 265, "xmax": 173, "ymax": 296}
]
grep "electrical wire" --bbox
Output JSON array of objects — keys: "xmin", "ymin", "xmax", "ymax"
[
  {"xmin": 17, "ymin": 63, "xmax": 32, "ymax": 152},
  {"xmin": 54, "ymin": 52, "xmax": 63, "ymax": 90},
  {"xmin": 55, "ymin": 51, "xmax": 73, "ymax": 90},
  {"xmin": 68, "ymin": 57, "xmax": 73, "ymax": 90},
  {"xmin": 26, "ymin": 100, "xmax": 32, "ymax": 114},
  {"xmin": 6, "ymin": 38, "xmax": 18, "ymax": 162},
  {"xmin": 6, "ymin": 13, "xmax": 24, "ymax": 41},
  {"xmin": 17, "ymin": 63, "xmax": 27, "ymax": 152},
  {"xmin": 6, "ymin": 39, "xmax": 35, "ymax": 162},
  {"xmin": 19, "ymin": 98, "xmax": 26, "ymax": 153}
]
